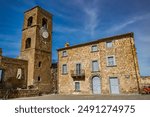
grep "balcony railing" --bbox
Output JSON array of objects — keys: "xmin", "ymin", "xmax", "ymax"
[{"xmin": 71, "ymin": 70, "xmax": 85, "ymax": 78}]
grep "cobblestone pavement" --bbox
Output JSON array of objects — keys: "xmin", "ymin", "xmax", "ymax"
[{"xmin": 13, "ymin": 94, "xmax": 150, "ymax": 100}]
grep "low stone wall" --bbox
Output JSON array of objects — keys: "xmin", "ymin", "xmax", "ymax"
[
  {"xmin": 0, "ymin": 89, "xmax": 39, "ymax": 99},
  {"xmin": 140, "ymin": 76, "xmax": 150, "ymax": 86},
  {"xmin": 139, "ymin": 77, "xmax": 150, "ymax": 93}
]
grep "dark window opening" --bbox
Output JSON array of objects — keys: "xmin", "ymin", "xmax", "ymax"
[
  {"xmin": 38, "ymin": 76, "xmax": 41, "ymax": 82},
  {"xmin": 27, "ymin": 17, "xmax": 33, "ymax": 27},
  {"xmin": 25, "ymin": 38, "xmax": 31, "ymax": 49},
  {"xmin": 0, "ymin": 69, "xmax": 3, "ymax": 83},
  {"xmin": 42, "ymin": 18, "xmax": 47, "ymax": 28},
  {"xmin": 38, "ymin": 61, "xmax": 42, "ymax": 67}
]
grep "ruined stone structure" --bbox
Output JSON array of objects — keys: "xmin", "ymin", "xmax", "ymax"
[
  {"xmin": 0, "ymin": 6, "xmax": 53, "ymax": 93},
  {"xmin": 57, "ymin": 33, "xmax": 141, "ymax": 95},
  {"xmin": 0, "ymin": 49, "xmax": 28, "ymax": 89}
]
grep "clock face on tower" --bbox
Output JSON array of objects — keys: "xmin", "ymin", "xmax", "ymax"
[
  {"xmin": 40, "ymin": 27, "xmax": 49, "ymax": 43},
  {"xmin": 40, "ymin": 27, "xmax": 49, "ymax": 39},
  {"xmin": 42, "ymin": 31, "xmax": 49, "ymax": 39},
  {"xmin": 39, "ymin": 27, "xmax": 50, "ymax": 49}
]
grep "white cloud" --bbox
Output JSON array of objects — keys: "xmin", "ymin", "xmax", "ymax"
[
  {"xmin": 50, "ymin": 0, "xmax": 101, "ymax": 38},
  {"xmin": 83, "ymin": 7, "xmax": 99, "ymax": 36},
  {"xmin": 107, "ymin": 13, "xmax": 150, "ymax": 33},
  {"xmin": 76, "ymin": 0, "xmax": 100, "ymax": 37}
]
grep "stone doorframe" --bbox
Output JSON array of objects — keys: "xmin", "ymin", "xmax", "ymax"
[{"xmin": 89, "ymin": 74, "xmax": 101, "ymax": 94}]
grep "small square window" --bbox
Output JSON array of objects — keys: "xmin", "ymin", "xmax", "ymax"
[
  {"xmin": 62, "ymin": 51, "xmax": 67, "ymax": 57},
  {"xmin": 107, "ymin": 56, "xmax": 116, "ymax": 66},
  {"xmin": 91, "ymin": 45, "xmax": 98, "ymax": 52},
  {"xmin": 106, "ymin": 41, "xmax": 113, "ymax": 48},
  {"xmin": 62, "ymin": 64, "xmax": 67, "ymax": 74},
  {"xmin": 75, "ymin": 82, "xmax": 80, "ymax": 91}
]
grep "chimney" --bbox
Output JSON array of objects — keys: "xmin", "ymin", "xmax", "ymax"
[
  {"xmin": 0, "ymin": 48, "xmax": 2, "ymax": 56},
  {"xmin": 65, "ymin": 42, "xmax": 70, "ymax": 47}
]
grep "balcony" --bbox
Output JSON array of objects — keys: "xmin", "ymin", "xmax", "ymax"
[{"xmin": 71, "ymin": 70, "xmax": 85, "ymax": 79}]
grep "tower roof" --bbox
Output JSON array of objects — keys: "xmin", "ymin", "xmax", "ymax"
[{"xmin": 24, "ymin": 6, "xmax": 53, "ymax": 16}]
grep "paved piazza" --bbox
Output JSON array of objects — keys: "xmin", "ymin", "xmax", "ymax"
[{"xmin": 13, "ymin": 94, "xmax": 150, "ymax": 100}]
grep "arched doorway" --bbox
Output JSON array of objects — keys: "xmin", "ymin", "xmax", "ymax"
[{"xmin": 92, "ymin": 76, "xmax": 101, "ymax": 94}]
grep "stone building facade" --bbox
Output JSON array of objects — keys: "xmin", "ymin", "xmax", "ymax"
[
  {"xmin": 57, "ymin": 33, "xmax": 141, "ymax": 95},
  {"xmin": 0, "ymin": 6, "xmax": 53, "ymax": 93},
  {"xmin": 0, "ymin": 6, "xmax": 149, "ymax": 97}
]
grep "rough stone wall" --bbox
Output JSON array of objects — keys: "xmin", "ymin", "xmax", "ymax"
[
  {"xmin": 0, "ymin": 56, "xmax": 28, "ymax": 89},
  {"xmin": 0, "ymin": 89, "xmax": 39, "ymax": 99},
  {"xmin": 58, "ymin": 33, "xmax": 140, "ymax": 95},
  {"xmin": 20, "ymin": 7, "xmax": 38, "ymax": 86},
  {"xmin": 33, "ymin": 50, "xmax": 51, "ymax": 93},
  {"xmin": 51, "ymin": 63, "xmax": 58, "ymax": 93}
]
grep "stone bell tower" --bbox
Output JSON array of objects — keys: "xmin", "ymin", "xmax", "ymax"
[{"xmin": 20, "ymin": 6, "xmax": 52, "ymax": 92}]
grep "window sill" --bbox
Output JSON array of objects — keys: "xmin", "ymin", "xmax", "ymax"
[
  {"xmin": 91, "ymin": 50, "xmax": 99, "ymax": 53},
  {"xmin": 74, "ymin": 90, "xmax": 81, "ymax": 92},
  {"xmin": 62, "ymin": 73, "xmax": 68, "ymax": 75},
  {"xmin": 107, "ymin": 65, "xmax": 117, "ymax": 67},
  {"xmin": 61, "ymin": 56, "xmax": 68, "ymax": 58},
  {"xmin": 91, "ymin": 70, "xmax": 100, "ymax": 73},
  {"xmin": 106, "ymin": 47, "xmax": 113, "ymax": 49}
]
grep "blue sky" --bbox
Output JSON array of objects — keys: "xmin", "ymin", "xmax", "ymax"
[{"xmin": 0, "ymin": 0, "xmax": 150, "ymax": 76}]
